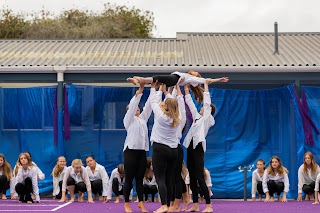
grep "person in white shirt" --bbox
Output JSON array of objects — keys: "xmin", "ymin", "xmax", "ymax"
[
  {"xmin": 25, "ymin": 152, "xmax": 45, "ymax": 181},
  {"xmin": 51, "ymin": 156, "xmax": 67, "ymax": 200},
  {"xmin": 143, "ymin": 157, "xmax": 158, "ymax": 202},
  {"xmin": 297, "ymin": 152, "xmax": 320, "ymax": 201},
  {"xmin": 107, "ymin": 164, "xmax": 132, "ymax": 203},
  {"xmin": 183, "ymin": 79, "xmax": 215, "ymax": 213},
  {"xmin": 127, "ymin": 71, "xmax": 229, "ymax": 103},
  {"xmin": 15, "ymin": 152, "xmax": 40, "ymax": 203},
  {"xmin": 312, "ymin": 173, "xmax": 320, "ymax": 204},
  {"xmin": 0, "ymin": 153, "xmax": 13, "ymax": 199},
  {"xmin": 123, "ymin": 83, "xmax": 152, "ymax": 213},
  {"xmin": 149, "ymin": 81, "xmax": 183, "ymax": 213},
  {"xmin": 85, "ymin": 156, "xmax": 109, "ymax": 202},
  {"xmin": 165, "ymin": 85, "xmax": 188, "ymax": 212},
  {"xmin": 251, "ymin": 159, "xmax": 266, "ymax": 201},
  {"xmin": 59, "ymin": 159, "xmax": 93, "ymax": 203},
  {"xmin": 262, "ymin": 156, "xmax": 289, "ymax": 202}
]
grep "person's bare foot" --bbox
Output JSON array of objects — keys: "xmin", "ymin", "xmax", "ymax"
[
  {"xmin": 182, "ymin": 199, "xmax": 193, "ymax": 211},
  {"xmin": 186, "ymin": 204, "xmax": 199, "ymax": 212},
  {"xmin": 2, "ymin": 194, "xmax": 7, "ymax": 199},
  {"xmin": 70, "ymin": 196, "xmax": 75, "ymax": 203},
  {"xmin": 270, "ymin": 197, "xmax": 275, "ymax": 202},
  {"xmin": 153, "ymin": 205, "xmax": 168, "ymax": 213},
  {"xmin": 168, "ymin": 206, "xmax": 180, "ymax": 212},
  {"xmin": 202, "ymin": 204, "xmax": 213, "ymax": 213},
  {"xmin": 127, "ymin": 78, "xmax": 138, "ymax": 85},
  {"xmin": 115, "ymin": 197, "xmax": 120, "ymax": 203},
  {"xmin": 138, "ymin": 201, "xmax": 148, "ymax": 212},
  {"xmin": 78, "ymin": 193, "xmax": 84, "ymax": 202},
  {"xmin": 277, "ymin": 196, "xmax": 281, "ymax": 202},
  {"xmin": 124, "ymin": 202, "xmax": 133, "ymax": 213},
  {"xmin": 99, "ymin": 196, "xmax": 103, "ymax": 201}
]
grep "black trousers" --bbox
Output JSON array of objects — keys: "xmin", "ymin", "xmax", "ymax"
[
  {"xmin": 171, "ymin": 144, "xmax": 184, "ymax": 201},
  {"xmin": 187, "ymin": 141, "xmax": 210, "ymax": 204},
  {"xmin": 112, "ymin": 178, "xmax": 124, "ymax": 196},
  {"xmin": 267, "ymin": 180, "xmax": 284, "ymax": 196},
  {"xmin": 67, "ymin": 177, "xmax": 87, "ymax": 193},
  {"xmin": 15, "ymin": 177, "xmax": 34, "ymax": 203},
  {"xmin": 0, "ymin": 175, "xmax": 10, "ymax": 194},
  {"xmin": 152, "ymin": 74, "xmax": 180, "ymax": 87},
  {"xmin": 152, "ymin": 142, "xmax": 178, "ymax": 206},
  {"xmin": 302, "ymin": 182, "xmax": 315, "ymax": 194},
  {"xmin": 55, "ymin": 181, "xmax": 64, "ymax": 199},
  {"xmin": 91, "ymin": 179, "xmax": 103, "ymax": 195},
  {"xmin": 257, "ymin": 181, "xmax": 265, "ymax": 195},
  {"xmin": 143, "ymin": 184, "xmax": 158, "ymax": 202},
  {"xmin": 124, "ymin": 148, "xmax": 147, "ymax": 202}
]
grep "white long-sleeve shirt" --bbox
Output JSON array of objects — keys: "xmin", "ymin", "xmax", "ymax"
[
  {"xmin": 251, "ymin": 169, "xmax": 264, "ymax": 198},
  {"xmin": 149, "ymin": 88, "xmax": 180, "ymax": 148},
  {"xmin": 15, "ymin": 166, "xmax": 40, "ymax": 201},
  {"xmin": 52, "ymin": 167, "xmax": 66, "ymax": 196},
  {"xmin": 262, "ymin": 170, "xmax": 290, "ymax": 193},
  {"xmin": 171, "ymin": 71, "xmax": 206, "ymax": 87},
  {"xmin": 297, "ymin": 164, "xmax": 320, "ymax": 193},
  {"xmin": 61, "ymin": 166, "xmax": 91, "ymax": 192},
  {"xmin": 123, "ymin": 93, "xmax": 152, "ymax": 151},
  {"xmin": 107, "ymin": 168, "xmax": 132, "ymax": 200},
  {"xmin": 315, "ymin": 174, "xmax": 320, "ymax": 192},
  {"xmin": 183, "ymin": 92, "xmax": 215, "ymax": 152},
  {"xmin": 86, "ymin": 163, "xmax": 109, "ymax": 197}
]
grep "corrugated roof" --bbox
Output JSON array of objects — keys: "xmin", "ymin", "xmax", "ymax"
[{"xmin": 0, "ymin": 32, "xmax": 320, "ymax": 70}]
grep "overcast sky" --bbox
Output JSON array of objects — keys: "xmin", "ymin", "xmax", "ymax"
[{"xmin": 1, "ymin": 0, "xmax": 319, "ymax": 38}]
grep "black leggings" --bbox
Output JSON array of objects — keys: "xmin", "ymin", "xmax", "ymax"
[
  {"xmin": 187, "ymin": 141, "xmax": 210, "ymax": 204},
  {"xmin": 91, "ymin": 179, "xmax": 103, "ymax": 195},
  {"xmin": 67, "ymin": 177, "xmax": 87, "ymax": 193},
  {"xmin": 0, "ymin": 175, "xmax": 10, "ymax": 194},
  {"xmin": 152, "ymin": 74, "xmax": 180, "ymax": 87},
  {"xmin": 143, "ymin": 184, "xmax": 158, "ymax": 202},
  {"xmin": 267, "ymin": 180, "xmax": 284, "ymax": 196},
  {"xmin": 55, "ymin": 181, "xmax": 65, "ymax": 199},
  {"xmin": 124, "ymin": 148, "xmax": 147, "ymax": 202},
  {"xmin": 112, "ymin": 178, "xmax": 124, "ymax": 196},
  {"xmin": 15, "ymin": 177, "xmax": 34, "ymax": 203},
  {"xmin": 152, "ymin": 142, "xmax": 178, "ymax": 206},
  {"xmin": 302, "ymin": 182, "xmax": 315, "ymax": 194},
  {"xmin": 171, "ymin": 144, "xmax": 184, "ymax": 201},
  {"xmin": 257, "ymin": 181, "xmax": 265, "ymax": 195}
]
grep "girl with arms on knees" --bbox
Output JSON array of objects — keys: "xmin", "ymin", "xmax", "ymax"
[
  {"xmin": 123, "ymin": 82, "xmax": 152, "ymax": 213},
  {"xmin": 59, "ymin": 159, "xmax": 93, "ymax": 203},
  {"xmin": 127, "ymin": 70, "xmax": 228, "ymax": 103},
  {"xmin": 85, "ymin": 156, "xmax": 109, "ymax": 202},
  {"xmin": 183, "ymin": 79, "xmax": 215, "ymax": 213},
  {"xmin": 0, "ymin": 153, "xmax": 13, "ymax": 199},
  {"xmin": 263, "ymin": 156, "xmax": 289, "ymax": 202},
  {"xmin": 107, "ymin": 164, "xmax": 132, "ymax": 203},
  {"xmin": 297, "ymin": 152, "xmax": 320, "ymax": 201},
  {"xmin": 251, "ymin": 159, "xmax": 266, "ymax": 201},
  {"xmin": 143, "ymin": 157, "xmax": 158, "ymax": 202},
  {"xmin": 15, "ymin": 152, "xmax": 40, "ymax": 203},
  {"xmin": 52, "ymin": 156, "xmax": 67, "ymax": 200},
  {"xmin": 149, "ymin": 82, "xmax": 182, "ymax": 213}
]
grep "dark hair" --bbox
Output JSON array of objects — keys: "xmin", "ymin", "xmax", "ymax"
[{"xmin": 86, "ymin": 155, "xmax": 95, "ymax": 161}]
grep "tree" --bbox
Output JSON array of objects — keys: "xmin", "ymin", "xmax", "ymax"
[{"xmin": 0, "ymin": 3, "xmax": 155, "ymax": 39}]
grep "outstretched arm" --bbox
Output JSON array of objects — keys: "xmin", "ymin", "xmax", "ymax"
[{"xmin": 209, "ymin": 77, "xmax": 229, "ymax": 84}]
